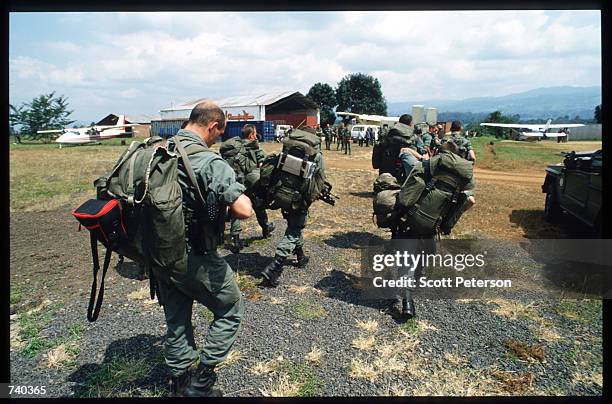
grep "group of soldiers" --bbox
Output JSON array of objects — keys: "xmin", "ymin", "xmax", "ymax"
[{"xmin": 151, "ymin": 101, "xmax": 476, "ymax": 397}]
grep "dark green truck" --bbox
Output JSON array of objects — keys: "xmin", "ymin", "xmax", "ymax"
[{"xmin": 542, "ymin": 149, "xmax": 602, "ymax": 234}]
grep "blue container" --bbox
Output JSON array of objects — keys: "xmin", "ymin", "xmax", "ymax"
[{"xmin": 221, "ymin": 121, "xmax": 277, "ymax": 142}]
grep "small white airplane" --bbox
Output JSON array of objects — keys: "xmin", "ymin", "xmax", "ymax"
[
  {"xmin": 480, "ymin": 119, "xmax": 584, "ymax": 140},
  {"xmin": 336, "ymin": 111, "xmax": 399, "ymax": 126},
  {"xmin": 37, "ymin": 115, "xmax": 137, "ymax": 148}
]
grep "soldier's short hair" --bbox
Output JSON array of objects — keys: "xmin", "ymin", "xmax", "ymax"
[
  {"xmin": 188, "ymin": 101, "xmax": 226, "ymax": 130},
  {"xmin": 399, "ymin": 114, "xmax": 413, "ymax": 125},
  {"xmin": 450, "ymin": 120, "xmax": 462, "ymax": 132},
  {"xmin": 440, "ymin": 140, "xmax": 459, "ymax": 154},
  {"xmin": 180, "ymin": 120, "xmax": 188, "ymax": 129},
  {"xmin": 242, "ymin": 124, "xmax": 256, "ymax": 138}
]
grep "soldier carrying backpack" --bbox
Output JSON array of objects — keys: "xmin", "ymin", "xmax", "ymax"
[
  {"xmin": 219, "ymin": 124, "xmax": 275, "ymax": 253},
  {"xmin": 372, "ymin": 114, "xmax": 428, "ymax": 183},
  {"xmin": 371, "ymin": 140, "xmax": 475, "ymax": 320},
  {"xmin": 73, "ymin": 102, "xmax": 253, "ymax": 397},
  {"xmin": 255, "ymin": 127, "xmax": 334, "ymax": 287}
]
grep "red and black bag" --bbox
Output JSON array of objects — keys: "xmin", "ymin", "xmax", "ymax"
[{"xmin": 72, "ymin": 198, "xmax": 128, "ymax": 322}]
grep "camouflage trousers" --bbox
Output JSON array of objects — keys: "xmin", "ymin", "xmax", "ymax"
[
  {"xmin": 274, "ymin": 209, "xmax": 308, "ymax": 258},
  {"xmin": 153, "ymin": 251, "xmax": 244, "ymax": 377}
]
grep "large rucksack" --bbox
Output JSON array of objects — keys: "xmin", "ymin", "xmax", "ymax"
[
  {"xmin": 372, "ymin": 128, "xmax": 415, "ymax": 179},
  {"xmin": 395, "ymin": 151, "xmax": 473, "ymax": 236},
  {"xmin": 219, "ymin": 136, "xmax": 259, "ymax": 184},
  {"xmin": 72, "ymin": 135, "xmax": 215, "ymax": 322},
  {"xmin": 258, "ymin": 129, "xmax": 326, "ymax": 211}
]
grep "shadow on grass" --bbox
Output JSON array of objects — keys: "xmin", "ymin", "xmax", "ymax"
[
  {"xmin": 323, "ymin": 231, "xmax": 386, "ymax": 249},
  {"xmin": 348, "ymin": 191, "xmax": 375, "ymax": 199},
  {"xmin": 314, "ymin": 269, "xmax": 407, "ymax": 324},
  {"xmin": 509, "ymin": 209, "xmax": 597, "ymax": 239},
  {"xmin": 68, "ymin": 334, "xmax": 168, "ymax": 398},
  {"xmin": 224, "ymin": 252, "xmax": 275, "ymax": 277}
]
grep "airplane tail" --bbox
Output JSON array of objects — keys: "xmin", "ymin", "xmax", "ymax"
[
  {"xmin": 543, "ymin": 119, "xmax": 552, "ymax": 133},
  {"xmin": 116, "ymin": 114, "xmax": 126, "ymax": 127}
]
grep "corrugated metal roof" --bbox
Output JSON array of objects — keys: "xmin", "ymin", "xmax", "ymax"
[
  {"xmin": 160, "ymin": 91, "xmax": 299, "ymax": 112},
  {"xmin": 125, "ymin": 114, "xmax": 154, "ymax": 124}
]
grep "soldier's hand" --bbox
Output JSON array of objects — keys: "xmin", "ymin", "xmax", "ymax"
[
  {"xmin": 421, "ymin": 153, "xmax": 430, "ymax": 161},
  {"xmin": 399, "ymin": 147, "xmax": 411, "ymax": 155}
]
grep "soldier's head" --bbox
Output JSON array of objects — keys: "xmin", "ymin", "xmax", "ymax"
[
  {"xmin": 399, "ymin": 114, "xmax": 413, "ymax": 126},
  {"xmin": 429, "ymin": 124, "xmax": 436, "ymax": 133},
  {"xmin": 242, "ymin": 124, "xmax": 257, "ymax": 140},
  {"xmin": 326, "ymin": 123, "xmax": 330, "ymax": 128},
  {"xmin": 440, "ymin": 140, "xmax": 459, "ymax": 154},
  {"xmin": 450, "ymin": 120, "xmax": 462, "ymax": 132},
  {"xmin": 186, "ymin": 101, "xmax": 226, "ymax": 146},
  {"xmin": 383, "ymin": 124, "xmax": 388, "ymax": 128}
]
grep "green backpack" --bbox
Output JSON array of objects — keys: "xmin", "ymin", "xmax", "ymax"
[
  {"xmin": 258, "ymin": 129, "xmax": 326, "ymax": 211},
  {"xmin": 396, "ymin": 151, "xmax": 473, "ymax": 236},
  {"xmin": 372, "ymin": 173, "xmax": 402, "ymax": 229},
  {"xmin": 72, "ymin": 135, "xmax": 215, "ymax": 321},
  {"xmin": 219, "ymin": 136, "xmax": 259, "ymax": 184}
]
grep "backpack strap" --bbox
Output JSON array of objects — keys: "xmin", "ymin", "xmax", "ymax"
[
  {"xmin": 87, "ymin": 232, "xmax": 113, "ymax": 322},
  {"xmin": 172, "ymin": 136, "xmax": 209, "ymax": 206}
]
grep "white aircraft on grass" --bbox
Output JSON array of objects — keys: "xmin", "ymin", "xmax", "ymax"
[
  {"xmin": 479, "ymin": 119, "xmax": 584, "ymax": 140},
  {"xmin": 37, "ymin": 115, "xmax": 137, "ymax": 148},
  {"xmin": 336, "ymin": 111, "xmax": 400, "ymax": 126}
]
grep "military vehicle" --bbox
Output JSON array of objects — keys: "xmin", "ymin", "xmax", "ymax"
[{"xmin": 542, "ymin": 149, "xmax": 602, "ymax": 234}]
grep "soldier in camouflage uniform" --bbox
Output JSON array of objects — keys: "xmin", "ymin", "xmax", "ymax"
[
  {"xmin": 440, "ymin": 120, "xmax": 476, "ymax": 162},
  {"xmin": 227, "ymin": 124, "xmax": 275, "ymax": 252},
  {"xmin": 341, "ymin": 122, "xmax": 352, "ymax": 155},
  {"xmin": 421, "ymin": 124, "xmax": 437, "ymax": 156},
  {"xmin": 323, "ymin": 123, "xmax": 332, "ymax": 150},
  {"xmin": 154, "ymin": 101, "xmax": 253, "ymax": 397}
]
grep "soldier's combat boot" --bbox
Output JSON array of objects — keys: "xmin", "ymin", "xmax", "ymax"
[
  {"xmin": 262, "ymin": 223, "xmax": 276, "ymax": 239},
  {"xmin": 293, "ymin": 246, "xmax": 310, "ymax": 268},
  {"xmin": 260, "ymin": 256, "xmax": 286, "ymax": 287},
  {"xmin": 402, "ymin": 297, "xmax": 416, "ymax": 319},
  {"xmin": 182, "ymin": 363, "xmax": 223, "ymax": 397},
  {"xmin": 229, "ymin": 235, "xmax": 243, "ymax": 253},
  {"xmin": 169, "ymin": 370, "xmax": 191, "ymax": 397}
]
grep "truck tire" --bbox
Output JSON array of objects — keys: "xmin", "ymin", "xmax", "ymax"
[{"xmin": 544, "ymin": 184, "xmax": 561, "ymax": 223}]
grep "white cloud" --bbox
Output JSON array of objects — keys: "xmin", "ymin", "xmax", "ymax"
[{"xmin": 9, "ymin": 10, "xmax": 601, "ymax": 122}]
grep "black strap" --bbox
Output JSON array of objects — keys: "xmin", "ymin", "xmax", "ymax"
[
  {"xmin": 87, "ymin": 233, "xmax": 113, "ymax": 322},
  {"xmin": 173, "ymin": 136, "xmax": 208, "ymax": 206}
]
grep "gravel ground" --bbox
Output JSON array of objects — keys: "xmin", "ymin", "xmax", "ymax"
[{"xmin": 9, "ymin": 211, "xmax": 603, "ymax": 397}]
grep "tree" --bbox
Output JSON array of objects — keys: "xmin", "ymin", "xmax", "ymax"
[
  {"xmin": 594, "ymin": 104, "xmax": 602, "ymax": 124},
  {"xmin": 335, "ymin": 73, "xmax": 387, "ymax": 117},
  {"xmin": 306, "ymin": 83, "xmax": 337, "ymax": 126},
  {"xmin": 10, "ymin": 92, "xmax": 74, "ymax": 142},
  {"xmin": 482, "ymin": 110, "xmax": 518, "ymax": 138}
]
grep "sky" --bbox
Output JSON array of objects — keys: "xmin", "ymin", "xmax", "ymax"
[{"xmin": 9, "ymin": 10, "xmax": 601, "ymax": 124}]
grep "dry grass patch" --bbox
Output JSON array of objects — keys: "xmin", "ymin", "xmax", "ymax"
[
  {"xmin": 356, "ymin": 319, "xmax": 379, "ymax": 333},
  {"xmin": 304, "ymin": 346, "xmax": 322, "ymax": 364},
  {"xmin": 351, "ymin": 335, "xmax": 376, "ymax": 351},
  {"xmin": 249, "ymin": 356, "xmax": 284, "ymax": 376},
  {"xmin": 127, "ymin": 286, "xmax": 149, "ymax": 301},
  {"xmin": 260, "ymin": 374, "xmax": 301, "ymax": 397},
  {"xmin": 374, "ymin": 355, "xmax": 406, "ymax": 373},
  {"xmin": 572, "ymin": 370, "xmax": 603, "ymax": 389},
  {"xmin": 490, "ymin": 369, "xmax": 534, "ymax": 394},
  {"xmin": 287, "ymin": 285, "xmax": 323, "ymax": 295},
  {"xmin": 384, "ymin": 383, "xmax": 408, "ymax": 396},
  {"xmin": 217, "ymin": 350, "xmax": 243, "ymax": 369},
  {"xmin": 411, "ymin": 364, "xmax": 499, "ymax": 396},
  {"xmin": 10, "ymin": 320, "xmax": 26, "ymax": 350},
  {"xmin": 489, "ymin": 299, "xmax": 537, "ymax": 321},
  {"xmin": 504, "ymin": 340, "xmax": 545, "ymax": 363},
  {"xmin": 349, "ymin": 358, "xmax": 378, "ymax": 382},
  {"xmin": 46, "ymin": 342, "xmax": 80, "ymax": 369},
  {"xmin": 443, "ymin": 352, "xmax": 468, "ymax": 367},
  {"xmin": 270, "ymin": 297, "xmax": 286, "ymax": 305}
]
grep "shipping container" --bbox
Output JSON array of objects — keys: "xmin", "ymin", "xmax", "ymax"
[{"xmin": 221, "ymin": 120, "xmax": 276, "ymax": 142}]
